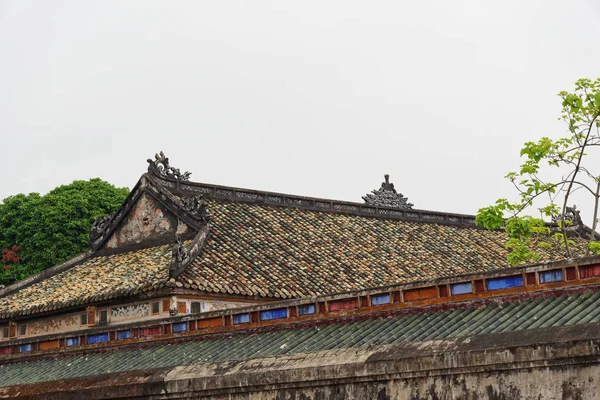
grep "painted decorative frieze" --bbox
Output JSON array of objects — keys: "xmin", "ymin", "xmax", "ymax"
[
  {"xmin": 110, "ymin": 303, "xmax": 150, "ymax": 323},
  {"xmin": 27, "ymin": 314, "xmax": 80, "ymax": 337},
  {"xmin": 200, "ymin": 299, "xmax": 255, "ymax": 312}
]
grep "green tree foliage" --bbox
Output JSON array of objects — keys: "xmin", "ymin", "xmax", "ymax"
[
  {"xmin": 0, "ymin": 179, "xmax": 128, "ymax": 286},
  {"xmin": 476, "ymin": 78, "xmax": 600, "ymax": 265}
]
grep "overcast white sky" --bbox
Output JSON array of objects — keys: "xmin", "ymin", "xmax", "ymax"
[{"xmin": 1, "ymin": 1, "xmax": 599, "ymax": 222}]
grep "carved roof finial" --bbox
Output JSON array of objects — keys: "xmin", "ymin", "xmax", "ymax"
[
  {"xmin": 147, "ymin": 151, "xmax": 191, "ymax": 181},
  {"xmin": 362, "ymin": 174, "xmax": 413, "ymax": 209},
  {"xmin": 89, "ymin": 212, "xmax": 115, "ymax": 245},
  {"xmin": 382, "ymin": 174, "xmax": 395, "ymax": 192},
  {"xmin": 552, "ymin": 204, "xmax": 583, "ymax": 226},
  {"xmin": 172, "ymin": 236, "xmax": 190, "ymax": 265}
]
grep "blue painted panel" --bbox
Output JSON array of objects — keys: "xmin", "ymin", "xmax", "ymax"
[
  {"xmin": 539, "ymin": 270, "xmax": 563, "ymax": 284},
  {"xmin": 487, "ymin": 275, "xmax": 523, "ymax": 291},
  {"xmin": 19, "ymin": 344, "xmax": 32, "ymax": 353},
  {"xmin": 260, "ymin": 308, "xmax": 287, "ymax": 321},
  {"xmin": 450, "ymin": 282, "xmax": 473, "ymax": 295},
  {"xmin": 117, "ymin": 330, "xmax": 131, "ymax": 340},
  {"xmin": 173, "ymin": 322, "xmax": 188, "ymax": 333},
  {"xmin": 66, "ymin": 337, "xmax": 79, "ymax": 347},
  {"xmin": 371, "ymin": 293, "xmax": 390, "ymax": 306},
  {"xmin": 298, "ymin": 304, "xmax": 316, "ymax": 316},
  {"xmin": 87, "ymin": 333, "xmax": 109, "ymax": 344},
  {"xmin": 233, "ymin": 313, "xmax": 251, "ymax": 324}
]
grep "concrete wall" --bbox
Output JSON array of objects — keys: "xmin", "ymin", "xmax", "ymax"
[{"xmin": 4, "ymin": 323, "xmax": 600, "ymax": 399}]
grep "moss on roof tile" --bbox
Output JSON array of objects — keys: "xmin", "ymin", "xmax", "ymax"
[
  {"xmin": 0, "ymin": 244, "xmax": 171, "ymax": 319},
  {"xmin": 181, "ymin": 199, "xmax": 588, "ymax": 298}
]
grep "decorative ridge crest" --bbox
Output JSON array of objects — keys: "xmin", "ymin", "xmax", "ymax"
[
  {"xmin": 90, "ymin": 212, "xmax": 115, "ymax": 243},
  {"xmin": 180, "ymin": 194, "xmax": 210, "ymax": 223},
  {"xmin": 362, "ymin": 174, "xmax": 413, "ymax": 210},
  {"xmin": 169, "ymin": 225, "xmax": 210, "ymax": 279},
  {"xmin": 147, "ymin": 151, "xmax": 191, "ymax": 181},
  {"xmin": 172, "ymin": 236, "xmax": 190, "ymax": 265},
  {"xmin": 552, "ymin": 204, "xmax": 584, "ymax": 231}
]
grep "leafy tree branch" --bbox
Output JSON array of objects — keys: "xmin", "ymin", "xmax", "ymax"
[{"xmin": 476, "ymin": 78, "xmax": 600, "ymax": 265}]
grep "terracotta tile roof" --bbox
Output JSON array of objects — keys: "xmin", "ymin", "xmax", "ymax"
[
  {"xmin": 0, "ymin": 245, "xmax": 171, "ymax": 319},
  {"xmin": 177, "ymin": 199, "xmax": 588, "ymax": 298},
  {"xmin": 0, "ymin": 179, "xmax": 590, "ymax": 319}
]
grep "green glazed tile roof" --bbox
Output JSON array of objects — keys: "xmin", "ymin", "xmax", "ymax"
[
  {"xmin": 0, "ymin": 244, "xmax": 172, "ymax": 319},
  {"xmin": 178, "ymin": 199, "xmax": 588, "ymax": 298},
  {"xmin": 2, "ymin": 289, "xmax": 599, "ymax": 388}
]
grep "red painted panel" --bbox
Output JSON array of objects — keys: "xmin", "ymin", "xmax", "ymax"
[
  {"xmin": 566, "ymin": 267, "xmax": 577, "ymax": 281},
  {"xmin": 141, "ymin": 326, "xmax": 162, "ymax": 337},
  {"xmin": 404, "ymin": 287, "xmax": 438, "ymax": 302},
  {"xmin": 439, "ymin": 285, "xmax": 449, "ymax": 298},
  {"xmin": 110, "ymin": 332, "xmax": 116, "ymax": 341},
  {"xmin": 328, "ymin": 298, "xmax": 358, "ymax": 312},
  {"xmin": 289, "ymin": 307, "xmax": 297, "ymax": 317},
  {"xmin": 0, "ymin": 346, "xmax": 12, "ymax": 355},
  {"xmin": 318, "ymin": 302, "xmax": 327, "ymax": 313},
  {"xmin": 393, "ymin": 292, "xmax": 402, "ymax": 303},
  {"xmin": 164, "ymin": 325, "xmax": 171, "ymax": 334},
  {"xmin": 526, "ymin": 273, "xmax": 536, "ymax": 285},
  {"xmin": 162, "ymin": 299, "xmax": 170, "ymax": 314},
  {"xmin": 198, "ymin": 317, "xmax": 223, "ymax": 329},
  {"xmin": 579, "ymin": 265, "xmax": 600, "ymax": 279},
  {"xmin": 251, "ymin": 312, "xmax": 259, "ymax": 323},
  {"xmin": 360, "ymin": 297, "xmax": 369, "ymax": 307},
  {"xmin": 189, "ymin": 321, "xmax": 196, "ymax": 331},
  {"xmin": 474, "ymin": 280, "xmax": 485, "ymax": 293}
]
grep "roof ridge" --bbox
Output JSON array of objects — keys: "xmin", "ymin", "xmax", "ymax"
[{"xmin": 151, "ymin": 173, "xmax": 480, "ymax": 228}]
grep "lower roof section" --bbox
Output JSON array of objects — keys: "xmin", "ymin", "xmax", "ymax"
[{"xmin": 2, "ymin": 287, "xmax": 600, "ymax": 389}]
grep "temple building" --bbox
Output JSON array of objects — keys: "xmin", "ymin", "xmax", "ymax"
[{"xmin": 1, "ymin": 153, "xmax": 599, "ymax": 399}]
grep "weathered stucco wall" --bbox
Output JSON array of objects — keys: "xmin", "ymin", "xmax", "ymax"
[
  {"xmin": 217, "ymin": 365, "xmax": 598, "ymax": 400},
  {"xmin": 4, "ymin": 323, "xmax": 600, "ymax": 399},
  {"xmin": 104, "ymin": 193, "xmax": 186, "ymax": 249}
]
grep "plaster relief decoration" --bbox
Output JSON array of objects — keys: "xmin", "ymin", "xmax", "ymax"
[
  {"xmin": 201, "ymin": 300, "xmax": 256, "ymax": 312},
  {"xmin": 169, "ymin": 295, "xmax": 179, "ymax": 316},
  {"xmin": 105, "ymin": 194, "xmax": 173, "ymax": 248},
  {"xmin": 28, "ymin": 314, "xmax": 80, "ymax": 337},
  {"xmin": 176, "ymin": 219, "xmax": 189, "ymax": 235},
  {"xmin": 362, "ymin": 174, "xmax": 414, "ymax": 209},
  {"xmin": 147, "ymin": 151, "xmax": 191, "ymax": 181},
  {"xmin": 110, "ymin": 303, "xmax": 151, "ymax": 323}
]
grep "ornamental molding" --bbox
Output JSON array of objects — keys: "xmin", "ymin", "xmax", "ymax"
[
  {"xmin": 362, "ymin": 174, "xmax": 413, "ymax": 210},
  {"xmin": 89, "ymin": 213, "xmax": 115, "ymax": 243},
  {"xmin": 169, "ymin": 225, "xmax": 210, "ymax": 279},
  {"xmin": 180, "ymin": 194, "xmax": 210, "ymax": 223},
  {"xmin": 172, "ymin": 236, "xmax": 191, "ymax": 265},
  {"xmin": 147, "ymin": 151, "xmax": 191, "ymax": 181}
]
